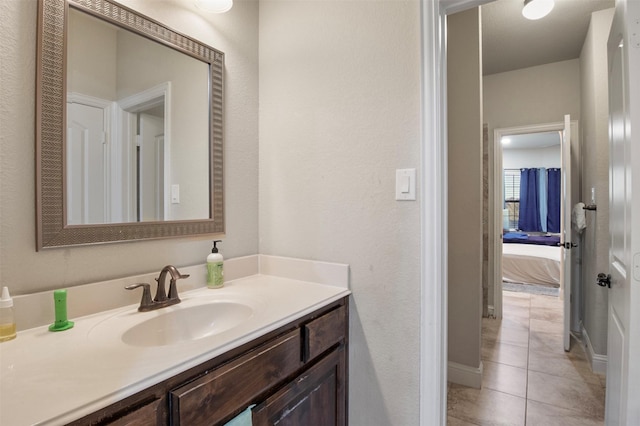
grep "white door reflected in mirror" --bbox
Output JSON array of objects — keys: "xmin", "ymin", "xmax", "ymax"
[{"xmin": 67, "ymin": 102, "xmax": 108, "ymax": 225}]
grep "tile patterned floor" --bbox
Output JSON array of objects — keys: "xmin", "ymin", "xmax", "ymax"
[{"xmin": 447, "ymin": 291, "xmax": 606, "ymax": 426}]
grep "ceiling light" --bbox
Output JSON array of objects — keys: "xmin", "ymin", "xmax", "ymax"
[
  {"xmin": 502, "ymin": 137, "xmax": 511, "ymax": 145},
  {"xmin": 195, "ymin": 0, "xmax": 233, "ymax": 13},
  {"xmin": 522, "ymin": 0, "xmax": 554, "ymax": 20}
]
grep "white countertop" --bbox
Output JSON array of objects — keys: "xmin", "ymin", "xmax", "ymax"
[{"xmin": 0, "ymin": 256, "xmax": 350, "ymax": 426}]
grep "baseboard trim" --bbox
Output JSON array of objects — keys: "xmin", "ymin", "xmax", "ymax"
[
  {"xmin": 448, "ymin": 360, "xmax": 483, "ymax": 389},
  {"xmin": 582, "ymin": 325, "xmax": 607, "ymax": 374}
]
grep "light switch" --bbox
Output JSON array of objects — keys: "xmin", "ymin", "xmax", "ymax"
[
  {"xmin": 396, "ymin": 169, "xmax": 416, "ymax": 201},
  {"xmin": 400, "ymin": 175, "xmax": 410, "ymax": 193},
  {"xmin": 171, "ymin": 184, "xmax": 180, "ymax": 204}
]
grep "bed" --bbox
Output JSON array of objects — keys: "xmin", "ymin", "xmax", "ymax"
[
  {"xmin": 503, "ymin": 231, "xmax": 560, "ymax": 246},
  {"xmin": 502, "ymin": 233, "xmax": 561, "ymax": 287}
]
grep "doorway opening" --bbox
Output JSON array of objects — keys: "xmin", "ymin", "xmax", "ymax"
[
  {"xmin": 495, "ymin": 127, "xmax": 563, "ymax": 307},
  {"xmin": 117, "ymin": 82, "xmax": 172, "ymax": 222},
  {"xmin": 442, "ymin": 0, "xmax": 612, "ymax": 422},
  {"xmin": 491, "ymin": 120, "xmax": 580, "ymax": 338}
]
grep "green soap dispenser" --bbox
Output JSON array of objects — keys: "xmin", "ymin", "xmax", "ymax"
[{"xmin": 207, "ymin": 240, "xmax": 224, "ymax": 289}]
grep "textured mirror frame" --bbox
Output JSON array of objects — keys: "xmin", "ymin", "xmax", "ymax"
[{"xmin": 36, "ymin": 0, "xmax": 224, "ymax": 250}]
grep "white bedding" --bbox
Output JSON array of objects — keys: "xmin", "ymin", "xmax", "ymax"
[{"xmin": 502, "ymin": 243, "xmax": 561, "ymax": 287}]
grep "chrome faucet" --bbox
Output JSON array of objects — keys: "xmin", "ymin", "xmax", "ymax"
[{"xmin": 125, "ymin": 265, "xmax": 190, "ymax": 312}]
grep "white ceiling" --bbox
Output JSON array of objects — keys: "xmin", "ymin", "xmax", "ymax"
[
  {"xmin": 482, "ymin": 0, "xmax": 614, "ymax": 75},
  {"xmin": 502, "ymin": 131, "xmax": 560, "ymax": 149}
]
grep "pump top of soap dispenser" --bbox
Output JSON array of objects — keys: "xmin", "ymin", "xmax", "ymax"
[{"xmin": 211, "ymin": 240, "xmax": 222, "ymax": 253}]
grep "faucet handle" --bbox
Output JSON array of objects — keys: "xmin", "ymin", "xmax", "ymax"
[
  {"xmin": 153, "ymin": 276, "xmax": 168, "ymax": 303},
  {"xmin": 167, "ymin": 269, "xmax": 190, "ymax": 301},
  {"xmin": 125, "ymin": 283, "xmax": 154, "ymax": 312},
  {"xmin": 167, "ymin": 279, "xmax": 180, "ymax": 302}
]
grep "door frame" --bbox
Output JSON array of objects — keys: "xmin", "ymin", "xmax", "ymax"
[
  {"xmin": 419, "ymin": 2, "xmax": 448, "ymax": 424},
  {"xmin": 420, "ymin": 0, "xmax": 492, "ymax": 424},
  {"xmin": 419, "ymin": 0, "xmax": 583, "ymax": 424},
  {"xmin": 422, "ymin": 1, "xmax": 618, "ymax": 425},
  {"xmin": 491, "ymin": 121, "xmax": 577, "ymax": 320},
  {"xmin": 422, "ymin": 1, "xmax": 640, "ymax": 424},
  {"xmin": 117, "ymin": 82, "xmax": 172, "ymax": 222}
]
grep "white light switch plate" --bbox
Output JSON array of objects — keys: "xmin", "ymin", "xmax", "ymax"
[
  {"xmin": 171, "ymin": 184, "xmax": 180, "ymax": 204},
  {"xmin": 396, "ymin": 168, "xmax": 416, "ymax": 201}
]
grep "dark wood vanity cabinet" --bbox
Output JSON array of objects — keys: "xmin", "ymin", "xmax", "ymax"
[
  {"xmin": 253, "ymin": 303, "xmax": 347, "ymax": 426},
  {"xmin": 69, "ymin": 297, "xmax": 348, "ymax": 426},
  {"xmin": 252, "ymin": 347, "xmax": 345, "ymax": 426}
]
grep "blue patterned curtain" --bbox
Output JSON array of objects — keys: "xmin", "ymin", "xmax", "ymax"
[
  {"xmin": 547, "ymin": 168, "xmax": 561, "ymax": 233},
  {"xmin": 518, "ymin": 168, "xmax": 542, "ymax": 231}
]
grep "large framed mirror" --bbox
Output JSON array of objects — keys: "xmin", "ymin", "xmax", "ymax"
[{"xmin": 36, "ymin": 0, "xmax": 224, "ymax": 250}]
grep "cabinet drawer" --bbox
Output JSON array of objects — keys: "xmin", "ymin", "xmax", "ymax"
[
  {"xmin": 303, "ymin": 305, "xmax": 346, "ymax": 362},
  {"xmin": 106, "ymin": 398, "xmax": 161, "ymax": 426},
  {"xmin": 170, "ymin": 329, "xmax": 301, "ymax": 426},
  {"xmin": 67, "ymin": 396, "xmax": 162, "ymax": 426}
]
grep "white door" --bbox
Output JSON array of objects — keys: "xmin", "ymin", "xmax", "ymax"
[
  {"xmin": 605, "ymin": 1, "xmax": 640, "ymax": 422},
  {"xmin": 67, "ymin": 103, "xmax": 107, "ymax": 225},
  {"xmin": 560, "ymin": 114, "xmax": 572, "ymax": 351}
]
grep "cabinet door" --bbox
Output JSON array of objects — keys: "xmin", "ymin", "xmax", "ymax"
[
  {"xmin": 170, "ymin": 330, "xmax": 301, "ymax": 426},
  {"xmin": 252, "ymin": 348, "xmax": 346, "ymax": 426}
]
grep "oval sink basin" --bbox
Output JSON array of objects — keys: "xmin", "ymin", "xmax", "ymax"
[
  {"xmin": 122, "ymin": 302, "xmax": 253, "ymax": 347},
  {"xmin": 89, "ymin": 296, "xmax": 262, "ymax": 347}
]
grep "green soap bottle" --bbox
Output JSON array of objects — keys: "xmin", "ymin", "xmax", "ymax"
[{"xmin": 207, "ymin": 240, "xmax": 224, "ymax": 289}]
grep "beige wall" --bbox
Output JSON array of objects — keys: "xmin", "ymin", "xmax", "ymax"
[
  {"xmin": 0, "ymin": 0, "xmax": 259, "ymax": 295},
  {"xmin": 484, "ymin": 59, "xmax": 582, "ymax": 305},
  {"xmin": 447, "ymin": 8, "xmax": 483, "ymax": 373},
  {"xmin": 259, "ymin": 1, "xmax": 421, "ymax": 423},
  {"xmin": 67, "ymin": 9, "xmax": 117, "ymax": 100},
  {"xmin": 579, "ymin": 8, "xmax": 614, "ymax": 356},
  {"xmin": 484, "ymin": 59, "xmax": 582, "ymax": 131}
]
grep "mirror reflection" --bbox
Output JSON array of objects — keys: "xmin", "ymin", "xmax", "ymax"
[
  {"xmin": 66, "ymin": 8, "xmax": 210, "ymax": 224},
  {"xmin": 36, "ymin": 0, "xmax": 224, "ymax": 249}
]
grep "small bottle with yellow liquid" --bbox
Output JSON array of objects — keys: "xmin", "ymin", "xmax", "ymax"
[{"xmin": 0, "ymin": 286, "xmax": 17, "ymax": 342}]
